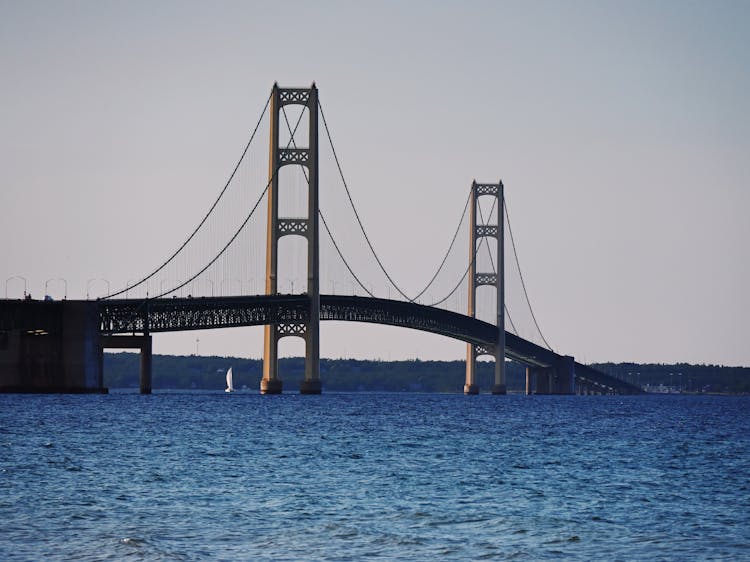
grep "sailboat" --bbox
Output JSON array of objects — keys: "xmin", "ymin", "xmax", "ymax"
[{"xmin": 225, "ymin": 367, "xmax": 235, "ymax": 393}]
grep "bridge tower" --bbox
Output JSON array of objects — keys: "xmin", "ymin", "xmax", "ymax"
[
  {"xmin": 464, "ymin": 181, "xmax": 506, "ymax": 395},
  {"xmin": 261, "ymin": 83, "xmax": 321, "ymax": 395}
]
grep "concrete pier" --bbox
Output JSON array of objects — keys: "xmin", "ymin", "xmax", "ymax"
[
  {"xmin": 299, "ymin": 378, "xmax": 322, "ymax": 394},
  {"xmin": 260, "ymin": 377, "xmax": 283, "ymax": 395},
  {"xmin": 139, "ymin": 336, "xmax": 152, "ymax": 395},
  {"xmin": 463, "ymin": 382, "xmax": 479, "ymax": 395},
  {"xmin": 101, "ymin": 334, "xmax": 152, "ymax": 394}
]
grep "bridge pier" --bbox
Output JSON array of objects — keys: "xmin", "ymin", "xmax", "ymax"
[
  {"xmin": 260, "ymin": 373, "xmax": 283, "ymax": 394},
  {"xmin": 261, "ymin": 325, "xmax": 283, "ymax": 394},
  {"xmin": 101, "ymin": 334, "xmax": 152, "ymax": 394},
  {"xmin": 464, "ymin": 344, "xmax": 480, "ymax": 394},
  {"xmin": 139, "ymin": 335, "xmax": 152, "ymax": 395}
]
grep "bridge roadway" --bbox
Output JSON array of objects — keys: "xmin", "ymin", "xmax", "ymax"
[{"xmin": 99, "ymin": 294, "xmax": 641, "ymax": 394}]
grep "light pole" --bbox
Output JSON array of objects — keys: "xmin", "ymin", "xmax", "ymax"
[
  {"xmin": 287, "ymin": 278, "xmax": 295, "ymax": 294},
  {"xmin": 44, "ymin": 278, "xmax": 67, "ymax": 300},
  {"xmin": 86, "ymin": 278, "xmax": 110, "ymax": 300},
  {"xmin": 206, "ymin": 279, "xmax": 214, "ymax": 297},
  {"xmin": 5, "ymin": 275, "xmax": 27, "ymax": 299},
  {"xmin": 125, "ymin": 279, "xmax": 137, "ymax": 299},
  {"xmin": 220, "ymin": 278, "xmax": 241, "ymax": 296}
]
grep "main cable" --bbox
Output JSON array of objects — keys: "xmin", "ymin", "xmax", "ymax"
[
  {"xmin": 320, "ymin": 210, "xmax": 376, "ymax": 298},
  {"xmin": 148, "ymin": 101, "xmax": 307, "ymax": 299},
  {"xmin": 318, "ymin": 98, "xmax": 472, "ymax": 303},
  {"xmin": 153, "ymin": 178, "xmax": 271, "ymax": 298},
  {"xmin": 105, "ymin": 89, "xmax": 273, "ymax": 299},
  {"xmin": 504, "ymin": 197, "xmax": 552, "ymax": 349},
  {"xmin": 422, "ymin": 196, "xmax": 496, "ymax": 307}
]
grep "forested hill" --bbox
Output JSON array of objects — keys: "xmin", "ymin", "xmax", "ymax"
[
  {"xmin": 103, "ymin": 353, "xmax": 750, "ymax": 393},
  {"xmin": 103, "ymin": 354, "xmax": 524, "ymax": 393}
]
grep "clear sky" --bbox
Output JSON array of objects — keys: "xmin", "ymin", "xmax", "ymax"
[{"xmin": 1, "ymin": 0, "xmax": 748, "ymax": 366}]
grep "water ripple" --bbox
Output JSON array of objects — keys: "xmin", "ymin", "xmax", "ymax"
[{"xmin": 0, "ymin": 393, "xmax": 748, "ymax": 560}]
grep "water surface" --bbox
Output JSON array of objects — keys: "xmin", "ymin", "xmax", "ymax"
[{"xmin": 1, "ymin": 392, "xmax": 748, "ymax": 560}]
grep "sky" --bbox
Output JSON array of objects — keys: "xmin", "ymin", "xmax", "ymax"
[{"xmin": 1, "ymin": 0, "xmax": 748, "ymax": 367}]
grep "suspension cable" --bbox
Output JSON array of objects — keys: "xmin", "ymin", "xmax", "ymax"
[
  {"xmin": 412, "ymin": 188, "xmax": 471, "ymax": 302},
  {"xmin": 315, "ymin": 98, "xmax": 524, "ymax": 338},
  {"xmin": 148, "ymin": 102, "xmax": 307, "ymax": 299},
  {"xmin": 105, "ymin": 90, "xmax": 273, "ymax": 299},
  {"xmin": 279, "ymin": 103, "xmax": 378, "ymax": 299},
  {"xmin": 153, "ymin": 179, "xmax": 271, "ymax": 298},
  {"xmin": 320, "ymin": 211, "xmax": 376, "ymax": 298},
  {"xmin": 420, "ymin": 195, "xmax": 495, "ymax": 307},
  {"xmin": 321, "ymin": 204, "xmax": 477, "ymax": 311},
  {"xmin": 504, "ymin": 197, "xmax": 552, "ymax": 349},
  {"xmin": 303, "ymin": 102, "xmax": 518, "ymax": 333},
  {"xmin": 319, "ymin": 99, "xmax": 473, "ymax": 303}
]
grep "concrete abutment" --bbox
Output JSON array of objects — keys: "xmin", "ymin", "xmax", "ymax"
[
  {"xmin": 0, "ymin": 301, "xmax": 106, "ymax": 393},
  {"xmin": 525, "ymin": 355, "xmax": 575, "ymax": 395}
]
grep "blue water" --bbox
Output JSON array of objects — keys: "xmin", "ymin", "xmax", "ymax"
[{"xmin": 1, "ymin": 392, "xmax": 749, "ymax": 561}]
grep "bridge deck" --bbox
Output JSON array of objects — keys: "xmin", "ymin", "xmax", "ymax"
[
  {"xmin": 98, "ymin": 294, "xmax": 555, "ymax": 365},
  {"xmin": 93, "ymin": 294, "xmax": 641, "ymax": 393},
  {"xmin": 0, "ymin": 296, "xmax": 642, "ymax": 394}
]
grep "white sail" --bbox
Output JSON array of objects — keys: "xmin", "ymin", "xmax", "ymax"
[{"xmin": 225, "ymin": 367, "xmax": 234, "ymax": 392}]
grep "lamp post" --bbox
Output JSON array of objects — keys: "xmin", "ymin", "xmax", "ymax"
[
  {"xmin": 206, "ymin": 279, "xmax": 214, "ymax": 297},
  {"xmin": 5, "ymin": 275, "xmax": 27, "ymax": 299},
  {"xmin": 123, "ymin": 279, "xmax": 137, "ymax": 299},
  {"xmin": 220, "ymin": 278, "xmax": 241, "ymax": 296},
  {"xmin": 86, "ymin": 278, "xmax": 110, "ymax": 300},
  {"xmin": 44, "ymin": 278, "xmax": 67, "ymax": 300},
  {"xmin": 287, "ymin": 278, "xmax": 295, "ymax": 294}
]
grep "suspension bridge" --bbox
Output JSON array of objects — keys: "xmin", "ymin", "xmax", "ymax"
[{"xmin": 0, "ymin": 83, "xmax": 641, "ymax": 396}]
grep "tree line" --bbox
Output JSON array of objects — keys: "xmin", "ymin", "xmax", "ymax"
[{"xmin": 103, "ymin": 353, "xmax": 749, "ymax": 394}]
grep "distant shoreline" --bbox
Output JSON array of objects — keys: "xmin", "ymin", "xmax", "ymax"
[{"xmin": 103, "ymin": 353, "xmax": 750, "ymax": 394}]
